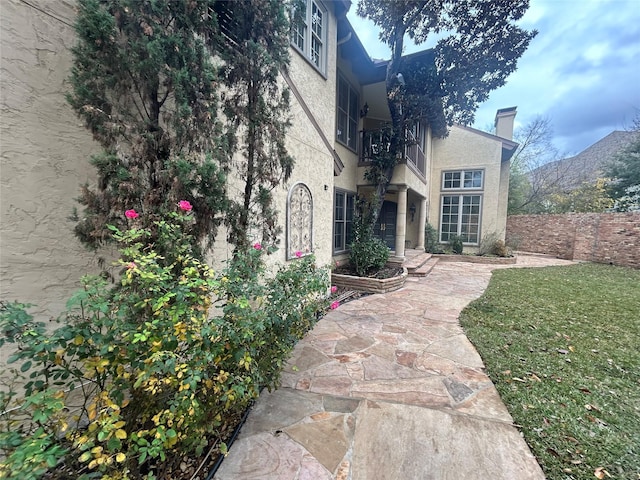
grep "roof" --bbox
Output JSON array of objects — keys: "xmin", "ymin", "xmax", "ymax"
[{"xmin": 533, "ymin": 130, "xmax": 640, "ymax": 190}]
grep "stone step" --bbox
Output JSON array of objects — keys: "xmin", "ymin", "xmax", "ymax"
[
  {"xmin": 409, "ymin": 257, "xmax": 439, "ymax": 277},
  {"xmin": 404, "ymin": 252, "xmax": 432, "ymax": 272}
]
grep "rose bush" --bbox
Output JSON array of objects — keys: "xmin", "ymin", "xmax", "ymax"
[{"xmin": 0, "ymin": 204, "xmax": 330, "ymax": 479}]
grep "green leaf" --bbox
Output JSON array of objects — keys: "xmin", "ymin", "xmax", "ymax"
[{"xmin": 20, "ymin": 360, "xmax": 32, "ymax": 372}]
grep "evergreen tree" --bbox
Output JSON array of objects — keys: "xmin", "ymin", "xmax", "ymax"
[
  {"xmin": 68, "ymin": 0, "xmax": 230, "ymax": 253},
  {"xmin": 356, "ymin": 0, "xmax": 537, "ymax": 223},
  {"xmin": 215, "ymin": 0, "xmax": 294, "ymax": 252},
  {"xmin": 605, "ymin": 136, "xmax": 640, "ymax": 207}
]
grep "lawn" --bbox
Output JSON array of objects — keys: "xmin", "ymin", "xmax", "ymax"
[{"xmin": 460, "ymin": 263, "xmax": 640, "ymax": 480}]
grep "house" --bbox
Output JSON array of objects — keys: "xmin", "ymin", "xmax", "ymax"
[{"xmin": 0, "ymin": 0, "xmax": 517, "ymax": 323}]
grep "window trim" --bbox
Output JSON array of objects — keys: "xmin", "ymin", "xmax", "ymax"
[
  {"xmin": 290, "ymin": 0, "xmax": 328, "ymax": 76},
  {"xmin": 336, "ymin": 73, "xmax": 359, "ymax": 152},
  {"xmin": 441, "ymin": 169, "xmax": 485, "ymax": 191},
  {"xmin": 333, "ymin": 188, "xmax": 356, "ymax": 254},
  {"xmin": 439, "ymin": 194, "xmax": 482, "ymax": 245}
]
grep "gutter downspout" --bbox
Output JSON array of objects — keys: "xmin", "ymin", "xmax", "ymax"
[{"xmin": 279, "ymin": 69, "xmax": 344, "ymax": 176}]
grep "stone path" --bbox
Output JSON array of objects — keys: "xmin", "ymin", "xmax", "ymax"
[{"xmin": 214, "ymin": 254, "xmax": 575, "ymax": 480}]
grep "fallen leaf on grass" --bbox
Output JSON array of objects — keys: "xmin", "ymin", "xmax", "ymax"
[{"xmin": 594, "ymin": 467, "xmax": 611, "ymax": 479}]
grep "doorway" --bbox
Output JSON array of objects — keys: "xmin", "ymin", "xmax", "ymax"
[{"xmin": 373, "ymin": 201, "xmax": 396, "ymax": 250}]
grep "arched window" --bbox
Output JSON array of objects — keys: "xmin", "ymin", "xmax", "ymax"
[{"xmin": 287, "ymin": 183, "xmax": 313, "ymax": 259}]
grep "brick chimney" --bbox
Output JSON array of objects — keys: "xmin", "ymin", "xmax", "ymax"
[{"xmin": 494, "ymin": 107, "xmax": 517, "ymax": 140}]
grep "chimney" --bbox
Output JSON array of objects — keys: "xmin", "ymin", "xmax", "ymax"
[{"xmin": 494, "ymin": 107, "xmax": 517, "ymax": 140}]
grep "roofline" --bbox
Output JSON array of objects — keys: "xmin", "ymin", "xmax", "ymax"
[{"xmin": 455, "ymin": 124, "xmax": 519, "ymax": 161}]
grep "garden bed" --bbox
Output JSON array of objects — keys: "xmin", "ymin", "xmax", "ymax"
[{"xmin": 331, "ymin": 266, "xmax": 407, "ymax": 294}]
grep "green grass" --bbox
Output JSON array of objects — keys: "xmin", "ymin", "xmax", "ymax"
[{"xmin": 460, "ymin": 263, "xmax": 640, "ymax": 480}]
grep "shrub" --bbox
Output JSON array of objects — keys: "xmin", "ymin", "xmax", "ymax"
[
  {"xmin": 347, "ymin": 200, "xmax": 390, "ymax": 276},
  {"xmin": 449, "ymin": 234, "xmax": 464, "ymax": 254},
  {"xmin": 424, "ymin": 223, "xmax": 442, "ymax": 253},
  {"xmin": 478, "ymin": 232, "xmax": 511, "ymax": 257},
  {"xmin": 0, "ymin": 206, "xmax": 329, "ymax": 479},
  {"xmin": 349, "ymin": 236, "xmax": 390, "ymax": 277}
]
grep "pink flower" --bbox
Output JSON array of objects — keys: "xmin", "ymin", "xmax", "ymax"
[
  {"xmin": 335, "ymin": 261, "xmax": 340, "ymax": 266},
  {"xmin": 178, "ymin": 200, "xmax": 192, "ymax": 212},
  {"xmin": 127, "ymin": 262, "xmax": 136, "ymax": 270},
  {"xmin": 330, "ymin": 286, "xmax": 338, "ymax": 294},
  {"xmin": 125, "ymin": 209, "xmax": 139, "ymax": 219},
  {"xmin": 330, "ymin": 301, "xmax": 340, "ymax": 310},
  {"xmin": 295, "ymin": 251, "xmax": 302, "ymax": 258},
  {"xmin": 253, "ymin": 242, "xmax": 262, "ymax": 250}
]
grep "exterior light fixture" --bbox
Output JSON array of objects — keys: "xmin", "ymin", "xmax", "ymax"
[{"xmin": 360, "ymin": 102, "xmax": 369, "ymax": 118}]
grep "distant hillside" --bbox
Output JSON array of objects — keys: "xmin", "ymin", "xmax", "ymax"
[{"xmin": 532, "ymin": 130, "xmax": 640, "ymax": 191}]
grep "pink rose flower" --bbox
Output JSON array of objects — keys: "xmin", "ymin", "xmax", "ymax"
[
  {"xmin": 125, "ymin": 209, "xmax": 139, "ymax": 219},
  {"xmin": 295, "ymin": 251, "xmax": 302, "ymax": 258},
  {"xmin": 330, "ymin": 286, "xmax": 338, "ymax": 293},
  {"xmin": 335, "ymin": 260, "xmax": 340, "ymax": 266},
  {"xmin": 253, "ymin": 242, "xmax": 262, "ymax": 250},
  {"xmin": 127, "ymin": 262, "xmax": 136, "ymax": 270},
  {"xmin": 330, "ymin": 301, "xmax": 340, "ymax": 310},
  {"xmin": 178, "ymin": 200, "xmax": 192, "ymax": 212}
]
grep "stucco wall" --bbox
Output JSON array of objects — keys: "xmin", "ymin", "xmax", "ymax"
[
  {"xmin": 429, "ymin": 125, "xmax": 507, "ymax": 244},
  {"xmin": 507, "ymin": 213, "xmax": 640, "ymax": 268},
  {"xmin": 0, "ymin": 0, "xmax": 104, "ymax": 331}
]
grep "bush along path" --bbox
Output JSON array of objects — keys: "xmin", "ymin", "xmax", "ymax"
[{"xmin": 0, "ymin": 203, "xmax": 331, "ymax": 480}]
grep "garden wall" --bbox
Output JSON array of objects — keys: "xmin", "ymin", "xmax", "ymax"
[{"xmin": 506, "ymin": 213, "xmax": 640, "ymax": 268}]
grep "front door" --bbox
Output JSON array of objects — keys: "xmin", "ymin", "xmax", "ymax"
[{"xmin": 374, "ymin": 201, "xmax": 396, "ymax": 250}]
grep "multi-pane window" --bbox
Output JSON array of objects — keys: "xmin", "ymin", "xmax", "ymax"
[
  {"xmin": 337, "ymin": 75, "xmax": 358, "ymax": 151},
  {"xmin": 440, "ymin": 169, "xmax": 484, "ymax": 244},
  {"xmin": 290, "ymin": 0, "xmax": 326, "ymax": 73},
  {"xmin": 442, "ymin": 169, "xmax": 483, "ymax": 190},
  {"xmin": 440, "ymin": 195, "xmax": 482, "ymax": 244},
  {"xmin": 334, "ymin": 190, "xmax": 355, "ymax": 252}
]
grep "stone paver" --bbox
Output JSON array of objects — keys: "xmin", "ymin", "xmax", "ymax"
[{"xmin": 214, "ymin": 254, "xmax": 575, "ymax": 480}]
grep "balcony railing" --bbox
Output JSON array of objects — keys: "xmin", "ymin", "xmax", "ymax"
[
  {"xmin": 360, "ymin": 129, "xmax": 425, "ymax": 176},
  {"xmin": 404, "ymin": 129, "xmax": 426, "ymax": 176}
]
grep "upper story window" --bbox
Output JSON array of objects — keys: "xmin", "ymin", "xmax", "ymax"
[
  {"xmin": 336, "ymin": 74, "xmax": 358, "ymax": 151},
  {"xmin": 442, "ymin": 169, "xmax": 484, "ymax": 190},
  {"xmin": 290, "ymin": 0, "xmax": 327, "ymax": 74}
]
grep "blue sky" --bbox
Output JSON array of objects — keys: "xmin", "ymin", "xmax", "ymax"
[{"xmin": 346, "ymin": 0, "xmax": 640, "ymax": 156}]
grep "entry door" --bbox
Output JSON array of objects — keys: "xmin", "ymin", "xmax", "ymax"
[{"xmin": 374, "ymin": 201, "xmax": 396, "ymax": 250}]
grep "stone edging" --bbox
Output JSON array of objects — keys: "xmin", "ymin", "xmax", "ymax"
[
  {"xmin": 433, "ymin": 254, "xmax": 517, "ymax": 264},
  {"xmin": 331, "ymin": 267, "xmax": 408, "ymax": 294}
]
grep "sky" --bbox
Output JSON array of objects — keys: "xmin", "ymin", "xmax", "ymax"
[{"xmin": 346, "ymin": 0, "xmax": 640, "ymax": 156}]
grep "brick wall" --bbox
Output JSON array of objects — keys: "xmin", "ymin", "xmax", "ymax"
[{"xmin": 506, "ymin": 213, "xmax": 640, "ymax": 268}]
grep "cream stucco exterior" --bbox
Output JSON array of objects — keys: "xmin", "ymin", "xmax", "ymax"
[
  {"xmin": 0, "ymin": 0, "xmax": 517, "ymax": 332},
  {"xmin": 0, "ymin": 0, "xmax": 108, "ymax": 334}
]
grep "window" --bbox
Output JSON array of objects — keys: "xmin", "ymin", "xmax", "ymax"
[
  {"xmin": 440, "ymin": 195, "xmax": 482, "ymax": 244},
  {"xmin": 290, "ymin": 0, "xmax": 326, "ymax": 73},
  {"xmin": 336, "ymin": 74, "xmax": 358, "ymax": 151},
  {"xmin": 442, "ymin": 169, "xmax": 484, "ymax": 190},
  {"xmin": 334, "ymin": 190, "xmax": 355, "ymax": 252}
]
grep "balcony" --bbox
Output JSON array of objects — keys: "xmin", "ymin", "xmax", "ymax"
[{"xmin": 360, "ymin": 129, "xmax": 426, "ymax": 177}]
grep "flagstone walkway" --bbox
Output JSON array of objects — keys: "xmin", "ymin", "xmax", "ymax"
[{"xmin": 214, "ymin": 254, "xmax": 575, "ymax": 480}]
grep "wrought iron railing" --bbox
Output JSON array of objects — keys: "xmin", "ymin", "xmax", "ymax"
[{"xmin": 360, "ymin": 129, "xmax": 425, "ymax": 176}]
